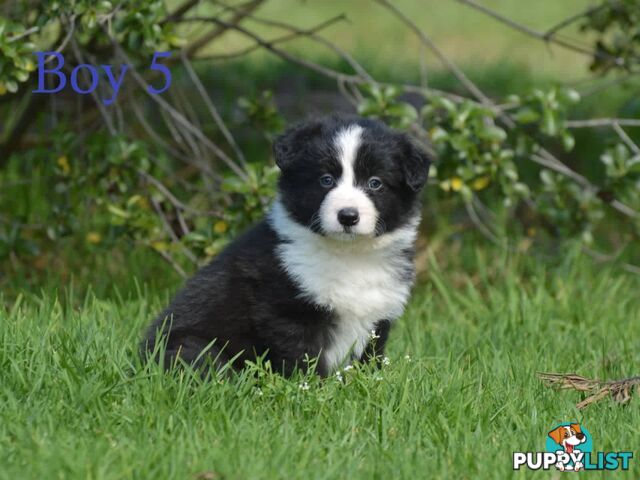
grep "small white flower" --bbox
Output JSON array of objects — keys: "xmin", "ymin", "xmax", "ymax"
[
  {"xmin": 404, "ymin": 355, "xmax": 412, "ymax": 362},
  {"xmin": 374, "ymin": 375, "xmax": 383, "ymax": 381},
  {"xmin": 382, "ymin": 357, "xmax": 390, "ymax": 366},
  {"xmin": 254, "ymin": 388, "xmax": 263, "ymax": 396},
  {"xmin": 368, "ymin": 329, "xmax": 380, "ymax": 340},
  {"xmin": 335, "ymin": 372, "xmax": 343, "ymax": 382},
  {"xmin": 299, "ymin": 382, "xmax": 310, "ymax": 391},
  {"xmin": 343, "ymin": 365, "xmax": 354, "ymax": 371}
]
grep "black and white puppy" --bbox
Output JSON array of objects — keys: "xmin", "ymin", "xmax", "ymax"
[{"xmin": 143, "ymin": 114, "xmax": 430, "ymax": 377}]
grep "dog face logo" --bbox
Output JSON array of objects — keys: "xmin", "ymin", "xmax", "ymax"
[
  {"xmin": 547, "ymin": 423, "xmax": 588, "ymax": 471},
  {"xmin": 548, "ymin": 424, "xmax": 586, "ymax": 454}
]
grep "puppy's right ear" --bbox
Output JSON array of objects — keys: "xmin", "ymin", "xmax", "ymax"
[{"xmin": 272, "ymin": 120, "xmax": 322, "ymax": 171}]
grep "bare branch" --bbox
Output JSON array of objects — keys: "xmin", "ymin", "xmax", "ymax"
[
  {"xmin": 138, "ymin": 170, "xmax": 223, "ymax": 217},
  {"xmin": 181, "ymin": 53, "xmax": 248, "ymax": 168},
  {"xmin": 457, "ymin": 0, "xmax": 625, "ymax": 67},
  {"xmin": 542, "ymin": 4, "xmax": 606, "ymax": 40},
  {"xmin": 182, "ymin": 0, "xmax": 265, "ymax": 58},
  {"xmin": 375, "ymin": 0, "xmax": 493, "ymax": 106},
  {"xmin": 612, "ymin": 123, "xmax": 640, "ymax": 156},
  {"xmin": 195, "ymin": 14, "xmax": 346, "ymax": 62},
  {"xmin": 153, "ymin": 248, "xmax": 187, "ymax": 278},
  {"xmin": 566, "ymin": 118, "xmax": 640, "ymax": 128}
]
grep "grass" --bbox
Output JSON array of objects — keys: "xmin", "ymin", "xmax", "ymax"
[{"xmin": 2, "ymin": 247, "xmax": 639, "ymax": 479}]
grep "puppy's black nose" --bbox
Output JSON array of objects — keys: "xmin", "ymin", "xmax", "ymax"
[
  {"xmin": 337, "ymin": 208, "xmax": 359, "ymax": 226},
  {"xmin": 576, "ymin": 433, "xmax": 585, "ymax": 440}
]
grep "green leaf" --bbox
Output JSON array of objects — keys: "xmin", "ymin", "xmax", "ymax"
[
  {"xmin": 561, "ymin": 131, "xmax": 575, "ymax": 151},
  {"xmin": 514, "ymin": 107, "xmax": 540, "ymax": 124},
  {"xmin": 542, "ymin": 109, "xmax": 558, "ymax": 136},
  {"xmin": 482, "ymin": 126, "xmax": 507, "ymax": 143}
]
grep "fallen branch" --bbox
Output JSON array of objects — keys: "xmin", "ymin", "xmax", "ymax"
[{"xmin": 538, "ymin": 372, "xmax": 640, "ymax": 409}]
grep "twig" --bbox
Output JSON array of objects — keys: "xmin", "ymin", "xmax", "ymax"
[
  {"xmin": 612, "ymin": 122, "xmax": 640, "ymax": 155},
  {"xmin": 150, "ymin": 196, "xmax": 199, "ymax": 265},
  {"xmin": 542, "ymin": 4, "xmax": 606, "ymax": 40},
  {"xmin": 6, "ymin": 26, "xmax": 39, "ymax": 42},
  {"xmin": 539, "ymin": 372, "xmax": 640, "ymax": 409},
  {"xmin": 161, "ymin": 0, "xmax": 201, "ymax": 25},
  {"xmin": 68, "ymin": 36, "xmax": 116, "ymax": 135},
  {"xmin": 465, "ymin": 200, "xmax": 504, "ymax": 246},
  {"xmin": 153, "ymin": 248, "xmax": 187, "ymax": 278},
  {"xmin": 182, "ymin": 0, "xmax": 265, "ymax": 58},
  {"xmin": 180, "ymin": 53, "xmax": 248, "ymax": 168},
  {"xmin": 138, "ymin": 170, "xmax": 222, "ymax": 217},
  {"xmin": 209, "ymin": 2, "xmax": 374, "ymax": 82},
  {"xmin": 108, "ymin": 36, "xmax": 249, "ymax": 180},
  {"xmin": 457, "ymin": 0, "xmax": 625, "ymax": 67},
  {"xmin": 195, "ymin": 14, "xmax": 346, "ymax": 62},
  {"xmin": 375, "ymin": 0, "xmax": 492, "ymax": 106},
  {"xmin": 566, "ymin": 118, "xmax": 640, "ymax": 128}
]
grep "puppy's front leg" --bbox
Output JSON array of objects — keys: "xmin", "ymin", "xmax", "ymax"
[{"xmin": 359, "ymin": 319, "xmax": 391, "ymax": 365}]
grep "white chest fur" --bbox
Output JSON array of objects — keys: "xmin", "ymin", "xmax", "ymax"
[{"xmin": 269, "ymin": 202, "xmax": 418, "ymax": 372}]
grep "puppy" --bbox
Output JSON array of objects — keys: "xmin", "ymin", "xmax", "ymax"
[
  {"xmin": 142, "ymin": 114, "xmax": 431, "ymax": 376},
  {"xmin": 548, "ymin": 424, "xmax": 587, "ymax": 471}
]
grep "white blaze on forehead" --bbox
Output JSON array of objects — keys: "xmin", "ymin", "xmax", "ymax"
[
  {"xmin": 334, "ymin": 125, "xmax": 363, "ymax": 183},
  {"xmin": 319, "ymin": 124, "xmax": 378, "ymax": 237}
]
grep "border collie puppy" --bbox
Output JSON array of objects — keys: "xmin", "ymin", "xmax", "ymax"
[{"xmin": 143, "ymin": 114, "xmax": 430, "ymax": 376}]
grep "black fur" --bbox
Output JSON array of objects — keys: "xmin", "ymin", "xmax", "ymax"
[{"xmin": 142, "ymin": 115, "xmax": 431, "ymax": 377}]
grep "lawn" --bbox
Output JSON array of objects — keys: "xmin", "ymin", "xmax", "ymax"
[{"xmin": 2, "ymin": 247, "xmax": 638, "ymax": 479}]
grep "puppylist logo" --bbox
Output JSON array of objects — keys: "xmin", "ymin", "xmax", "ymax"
[{"xmin": 513, "ymin": 423, "xmax": 633, "ymax": 472}]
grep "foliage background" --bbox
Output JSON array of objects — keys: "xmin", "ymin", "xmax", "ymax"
[
  {"xmin": 1, "ymin": 0, "xmax": 639, "ymax": 297},
  {"xmin": 1, "ymin": 1, "xmax": 639, "ymax": 478}
]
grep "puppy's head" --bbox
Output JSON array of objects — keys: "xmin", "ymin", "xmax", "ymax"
[
  {"xmin": 548, "ymin": 424, "xmax": 586, "ymax": 453},
  {"xmin": 273, "ymin": 115, "xmax": 430, "ymax": 240}
]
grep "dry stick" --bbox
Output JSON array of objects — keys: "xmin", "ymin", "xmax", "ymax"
[
  {"xmin": 195, "ymin": 15, "xmax": 471, "ymax": 105},
  {"xmin": 613, "ymin": 122, "xmax": 640, "ymax": 156},
  {"xmin": 465, "ymin": 201, "xmax": 503, "ymax": 246},
  {"xmin": 183, "ymin": 0, "xmax": 265, "ymax": 58},
  {"xmin": 161, "ymin": 0, "xmax": 201, "ymax": 25},
  {"xmin": 168, "ymin": 84, "xmax": 209, "ymax": 165},
  {"xmin": 130, "ymin": 100, "xmax": 185, "ymax": 161},
  {"xmin": 138, "ymin": 169, "xmax": 223, "ymax": 217},
  {"xmin": 583, "ymin": 246, "xmax": 640, "ymax": 276},
  {"xmin": 208, "ymin": 2, "xmax": 375, "ymax": 83},
  {"xmin": 150, "ymin": 196, "xmax": 199, "ymax": 265},
  {"xmin": 542, "ymin": 4, "xmax": 606, "ymax": 40},
  {"xmin": 68, "ymin": 36, "xmax": 116, "ymax": 135},
  {"xmin": 109, "ymin": 39, "xmax": 248, "ymax": 181},
  {"xmin": 566, "ymin": 118, "xmax": 640, "ymax": 128},
  {"xmin": 181, "ymin": 53, "xmax": 248, "ymax": 168},
  {"xmin": 374, "ymin": 0, "xmax": 492, "ymax": 106},
  {"xmin": 456, "ymin": 0, "xmax": 625, "ymax": 67},
  {"xmin": 197, "ymin": 14, "xmax": 346, "ymax": 61},
  {"xmin": 45, "ymin": 14, "xmax": 77, "ymax": 64},
  {"xmin": 154, "ymin": 248, "xmax": 187, "ymax": 278}
]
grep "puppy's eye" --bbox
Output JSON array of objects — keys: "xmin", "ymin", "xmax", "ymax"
[
  {"xmin": 368, "ymin": 177, "xmax": 383, "ymax": 190},
  {"xmin": 319, "ymin": 174, "xmax": 335, "ymax": 188}
]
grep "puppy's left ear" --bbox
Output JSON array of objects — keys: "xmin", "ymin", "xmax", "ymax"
[{"xmin": 401, "ymin": 135, "xmax": 431, "ymax": 192}]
